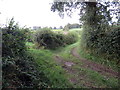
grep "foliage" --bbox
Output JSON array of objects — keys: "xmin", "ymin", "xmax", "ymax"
[
  {"xmin": 80, "ymin": 2, "xmax": 119, "ymax": 62},
  {"xmin": 2, "ymin": 18, "xmax": 50, "ymax": 88},
  {"xmin": 81, "ymin": 25, "xmax": 120, "ymax": 63},
  {"xmin": 34, "ymin": 29, "xmax": 65, "ymax": 49},
  {"xmin": 34, "ymin": 29, "xmax": 78, "ymax": 49},
  {"xmin": 2, "ymin": 19, "xmax": 27, "ymax": 58},
  {"xmin": 51, "ymin": 1, "xmax": 119, "ymax": 23},
  {"xmin": 65, "ymin": 32, "xmax": 78, "ymax": 45},
  {"xmin": 23, "ymin": 28, "xmax": 33, "ymax": 42}
]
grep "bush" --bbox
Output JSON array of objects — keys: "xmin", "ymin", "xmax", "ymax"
[
  {"xmin": 65, "ymin": 32, "xmax": 78, "ymax": 45},
  {"xmin": 2, "ymin": 19, "xmax": 50, "ymax": 88},
  {"xmin": 2, "ymin": 23, "xmax": 26, "ymax": 58},
  {"xmin": 34, "ymin": 29, "xmax": 64, "ymax": 49},
  {"xmin": 105, "ymin": 26, "xmax": 120, "ymax": 60},
  {"xmin": 34, "ymin": 29, "xmax": 78, "ymax": 49},
  {"xmin": 81, "ymin": 25, "xmax": 120, "ymax": 63}
]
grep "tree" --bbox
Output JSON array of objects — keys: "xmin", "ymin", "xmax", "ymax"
[
  {"xmin": 53, "ymin": 27, "xmax": 57, "ymax": 29},
  {"xmin": 51, "ymin": 0, "xmax": 120, "ymax": 61},
  {"xmin": 60, "ymin": 26, "xmax": 63, "ymax": 29},
  {"xmin": 63, "ymin": 23, "xmax": 71, "ymax": 31},
  {"xmin": 51, "ymin": 0, "xmax": 119, "ymax": 26}
]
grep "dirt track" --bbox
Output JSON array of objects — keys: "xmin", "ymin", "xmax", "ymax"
[
  {"xmin": 54, "ymin": 47, "xmax": 119, "ymax": 88},
  {"xmin": 71, "ymin": 47, "xmax": 118, "ymax": 78}
]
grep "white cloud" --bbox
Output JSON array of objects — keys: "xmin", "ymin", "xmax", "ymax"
[{"xmin": 0, "ymin": 0, "xmax": 80, "ymax": 28}]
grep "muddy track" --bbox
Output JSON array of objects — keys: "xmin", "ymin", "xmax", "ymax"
[
  {"xmin": 71, "ymin": 47, "xmax": 119, "ymax": 78},
  {"xmin": 54, "ymin": 55, "xmax": 76, "ymax": 74}
]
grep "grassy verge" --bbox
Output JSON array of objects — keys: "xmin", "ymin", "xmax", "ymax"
[
  {"xmin": 72, "ymin": 64, "xmax": 119, "ymax": 88},
  {"xmin": 26, "ymin": 42, "xmax": 72, "ymax": 88},
  {"xmin": 78, "ymin": 46, "xmax": 119, "ymax": 71}
]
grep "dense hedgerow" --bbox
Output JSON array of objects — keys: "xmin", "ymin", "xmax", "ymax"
[
  {"xmin": 2, "ymin": 19, "xmax": 50, "ymax": 88},
  {"xmin": 34, "ymin": 29, "xmax": 78, "ymax": 49},
  {"xmin": 34, "ymin": 29, "xmax": 65, "ymax": 49},
  {"xmin": 81, "ymin": 25, "xmax": 120, "ymax": 63},
  {"xmin": 104, "ymin": 26, "xmax": 120, "ymax": 61}
]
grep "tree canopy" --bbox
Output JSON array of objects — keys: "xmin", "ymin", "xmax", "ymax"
[{"xmin": 51, "ymin": 0, "xmax": 119, "ymax": 26}]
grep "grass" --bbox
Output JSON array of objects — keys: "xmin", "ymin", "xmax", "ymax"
[
  {"xmin": 78, "ymin": 46, "xmax": 119, "ymax": 72},
  {"xmin": 72, "ymin": 65, "xmax": 119, "ymax": 88},
  {"xmin": 26, "ymin": 42, "xmax": 34, "ymax": 47},
  {"xmin": 26, "ymin": 43, "xmax": 72, "ymax": 88}
]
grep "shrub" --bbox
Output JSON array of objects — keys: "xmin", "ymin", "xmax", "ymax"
[
  {"xmin": 34, "ymin": 29, "xmax": 64, "ymax": 49},
  {"xmin": 34, "ymin": 29, "xmax": 78, "ymax": 49},
  {"xmin": 105, "ymin": 26, "xmax": 120, "ymax": 60},
  {"xmin": 2, "ymin": 22, "xmax": 26, "ymax": 58},
  {"xmin": 81, "ymin": 25, "xmax": 120, "ymax": 63},
  {"xmin": 65, "ymin": 32, "xmax": 78, "ymax": 45},
  {"xmin": 2, "ymin": 18, "xmax": 50, "ymax": 88}
]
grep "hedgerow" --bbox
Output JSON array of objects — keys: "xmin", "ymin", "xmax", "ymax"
[
  {"xmin": 2, "ymin": 19, "xmax": 50, "ymax": 88},
  {"xmin": 34, "ymin": 29, "xmax": 78, "ymax": 49},
  {"xmin": 81, "ymin": 25, "xmax": 120, "ymax": 63}
]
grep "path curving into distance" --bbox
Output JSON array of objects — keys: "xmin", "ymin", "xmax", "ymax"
[
  {"xmin": 54, "ymin": 47, "xmax": 118, "ymax": 88},
  {"xmin": 71, "ymin": 47, "xmax": 118, "ymax": 78}
]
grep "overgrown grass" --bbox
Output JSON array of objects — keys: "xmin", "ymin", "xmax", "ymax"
[{"xmin": 26, "ymin": 43, "xmax": 72, "ymax": 88}]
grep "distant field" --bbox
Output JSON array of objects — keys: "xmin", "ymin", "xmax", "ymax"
[
  {"xmin": 52, "ymin": 28, "xmax": 83, "ymax": 34},
  {"xmin": 52, "ymin": 28, "xmax": 83, "ymax": 31},
  {"xmin": 30, "ymin": 28, "xmax": 83, "ymax": 33},
  {"xmin": 69, "ymin": 28, "xmax": 83, "ymax": 31}
]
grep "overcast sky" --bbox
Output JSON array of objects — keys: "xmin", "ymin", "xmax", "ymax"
[{"xmin": 0, "ymin": 0, "xmax": 80, "ymax": 28}]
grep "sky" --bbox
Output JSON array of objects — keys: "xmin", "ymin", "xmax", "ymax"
[{"xmin": 0, "ymin": 0, "xmax": 80, "ymax": 28}]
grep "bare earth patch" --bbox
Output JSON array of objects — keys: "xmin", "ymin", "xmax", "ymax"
[{"xmin": 54, "ymin": 55, "xmax": 76, "ymax": 74}]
